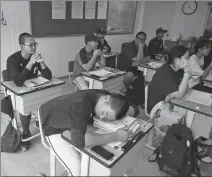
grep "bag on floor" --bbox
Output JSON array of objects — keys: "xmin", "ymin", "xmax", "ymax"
[
  {"xmin": 126, "ymin": 76, "xmax": 145, "ymax": 105},
  {"xmin": 1, "ymin": 96, "xmax": 21, "ymax": 153},
  {"xmin": 148, "ymin": 122, "xmax": 201, "ymax": 177}
]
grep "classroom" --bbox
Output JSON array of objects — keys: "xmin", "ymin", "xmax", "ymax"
[{"xmin": 1, "ymin": 1, "xmax": 212, "ymax": 176}]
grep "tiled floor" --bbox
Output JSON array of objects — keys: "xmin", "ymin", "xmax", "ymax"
[{"xmin": 1, "ymin": 79, "xmax": 212, "ymax": 176}]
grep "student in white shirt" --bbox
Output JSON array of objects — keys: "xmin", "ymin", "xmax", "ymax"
[{"xmin": 188, "ymin": 38, "xmax": 212, "ymax": 93}]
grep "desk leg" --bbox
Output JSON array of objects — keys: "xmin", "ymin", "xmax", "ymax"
[
  {"xmin": 89, "ymin": 78, "xmax": 94, "ymax": 89},
  {"xmin": 115, "ymin": 56, "xmax": 118, "ymax": 68},
  {"xmin": 80, "ymin": 153, "xmax": 90, "ymax": 176},
  {"xmin": 186, "ymin": 111, "xmax": 195, "ymax": 128}
]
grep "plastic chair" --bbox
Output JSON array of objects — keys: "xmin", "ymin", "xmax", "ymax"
[
  {"xmin": 38, "ymin": 94, "xmax": 70, "ymax": 176},
  {"xmin": 144, "ymin": 84, "xmax": 166, "ymax": 150},
  {"xmin": 68, "ymin": 61, "xmax": 82, "ymax": 91}
]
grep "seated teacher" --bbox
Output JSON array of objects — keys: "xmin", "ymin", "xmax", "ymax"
[
  {"xmin": 73, "ymin": 33, "xmax": 106, "ymax": 90},
  {"xmin": 95, "ymin": 28, "xmax": 111, "ymax": 53},
  {"xmin": 188, "ymin": 38, "xmax": 212, "ymax": 93},
  {"xmin": 7, "ymin": 32, "xmax": 52, "ymax": 150},
  {"xmin": 118, "ymin": 31, "xmax": 150, "ymax": 90},
  {"xmin": 42, "ymin": 89, "xmax": 131, "ymax": 176}
]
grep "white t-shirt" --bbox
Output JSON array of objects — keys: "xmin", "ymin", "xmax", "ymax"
[{"xmin": 188, "ymin": 54, "xmax": 204, "ymax": 88}]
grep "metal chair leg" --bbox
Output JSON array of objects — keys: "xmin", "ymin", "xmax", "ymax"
[
  {"xmin": 145, "ymin": 128, "xmax": 156, "ymax": 151},
  {"xmin": 50, "ymin": 150, "xmax": 56, "ymax": 176}
]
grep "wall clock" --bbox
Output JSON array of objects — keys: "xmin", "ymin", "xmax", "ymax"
[{"xmin": 182, "ymin": 1, "xmax": 197, "ymax": 15}]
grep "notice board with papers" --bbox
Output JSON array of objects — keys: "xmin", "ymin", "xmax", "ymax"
[{"xmin": 30, "ymin": 1, "xmax": 106, "ymax": 37}]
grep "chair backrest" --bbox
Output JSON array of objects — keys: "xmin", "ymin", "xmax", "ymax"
[
  {"xmin": 38, "ymin": 94, "xmax": 68, "ymax": 150},
  {"xmin": 2, "ymin": 70, "xmax": 10, "ymax": 82},
  {"xmin": 121, "ymin": 42, "xmax": 129, "ymax": 52},
  {"xmin": 68, "ymin": 61, "xmax": 74, "ymax": 73},
  {"xmin": 145, "ymin": 84, "xmax": 150, "ymax": 117}
]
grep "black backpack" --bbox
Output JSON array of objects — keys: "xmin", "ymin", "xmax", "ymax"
[
  {"xmin": 148, "ymin": 122, "xmax": 201, "ymax": 177},
  {"xmin": 126, "ymin": 75, "xmax": 145, "ymax": 106}
]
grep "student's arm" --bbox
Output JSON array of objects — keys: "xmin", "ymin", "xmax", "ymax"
[
  {"xmin": 165, "ymin": 71, "xmax": 191, "ymax": 101},
  {"xmin": 133, "ymin": 44, "xmax": 150, "ymax": 65},
  {"xmin": 7, "ymin": 55, "xmax": 39, "ymax": 86},
  {"xmin": 85, "ymin": 128, "xmax": 132, "ymax": 148},
  {"xmin": 202, "ymin": 62, "xmax": 212, "ymax": 79},
  {"xmin": 38, "ymin": 61, "xmax": 52, "ymax": 80},
  {"xmin": 76, "ymin": 50, "xmax": 101, "ymax": 71},
  {"xmin": 97, "ymin": 53, "xmax": 106, "ymax": 67}
]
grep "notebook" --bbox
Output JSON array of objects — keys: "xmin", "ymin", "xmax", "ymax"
[{"xmin": 24, "ymin": 76, "xmax": 50, "ymax": 88}]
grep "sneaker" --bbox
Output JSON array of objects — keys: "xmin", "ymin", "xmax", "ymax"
[{"xmin": 35, "ymin": 121, "xmax": 39, "ymax": 130}]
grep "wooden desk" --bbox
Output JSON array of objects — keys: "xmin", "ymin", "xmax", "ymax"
[
  {"xmin": 1, "ymin": 77, "xmax": 65, "ymax": 115},
  {"xmin": 137, "ymin": 60, "xmax": 164, "ymax": 82},
  {"xmin": 61, "ymin": 118, "xmax": 153, "ymax": 176},
  {"xmin": 82, "ymin": 67, "xmax": 126, "ymax": 92},
  {"xmin": 103, "ymin": 52, "xmax": 120, "ymax": 68}
]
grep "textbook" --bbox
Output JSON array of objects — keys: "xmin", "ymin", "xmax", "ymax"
[{"xmin": 93, "ymin": 116, "xmax": 138, "ymax": 133}]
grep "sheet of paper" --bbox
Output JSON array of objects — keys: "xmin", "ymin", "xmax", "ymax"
[
  {"xmin": 97, "ymin": 1, "xmax": 107, "ymax": 19},
  {"xmin": 89, "ymin": 69, "xmax": 112, "ymax": 77},
  {"xmin": 71, "ymin": 1, "xmax": 83, "ymax": 19},
  {"xmin": 23, "ymin": 76, "xmax": 50, "ymax": 87},
  {"xmin": 52, "ymin": 1, "xmax": 66, "ymax": 19},
  {"xmin": 85, "ymin": 1, "xmax": 96, "ymax": 19}
]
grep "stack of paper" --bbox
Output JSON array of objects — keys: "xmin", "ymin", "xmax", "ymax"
[
  {"xmin": 148, "ymin": 62, "xmax": 163, "ymax": 69},
  {"xmin": 24, "ymin": 76, "xmax": 50, "ymax": 87}
]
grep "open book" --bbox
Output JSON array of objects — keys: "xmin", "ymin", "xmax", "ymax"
[{"xmin": 24, "ymin": 76, "xmax": 50, "ymax": 88}]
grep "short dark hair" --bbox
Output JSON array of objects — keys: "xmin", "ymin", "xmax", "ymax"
[
  {"xmin": 19, "ymin": 33, "xmax": 32, "ymax": 45},
  {"xmin": 109, "ymin": 93, "xmax": 129, "ymax": 120},
  {"xmin": 194, "ymin": 38, "xmax": 211, "ymax": 54},
  {"xmin": 136, "ymin": 31, "xmax": 147, "ymax": 38},
  {"xmin": 167, "ymin": 45, "xmax": 188, "ymax": 65}
]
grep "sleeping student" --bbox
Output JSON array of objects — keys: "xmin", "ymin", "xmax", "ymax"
[{"xmin": 72, "ymin": 33, "xmax": 106, "ymax": 90}]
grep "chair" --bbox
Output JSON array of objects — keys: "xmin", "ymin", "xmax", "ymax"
[
  {"xmin": 38, "ymin": 94, "xmax": 70, "ymax": 176},
  {"xmin": 144, "ymin": 84, "xmax": 166, "ymax": 150},
  {"xmin": 2, "ymin": 70, "xmax": 10, "ymax": 81},
  {"xmin": 68, "ymin": 61, "xmax": 82, "ymax": 91}
]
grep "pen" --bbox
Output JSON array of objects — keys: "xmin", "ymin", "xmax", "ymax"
[{"xmin": 31, "ymin": 81, "xmax": 37, "ymax": 85}]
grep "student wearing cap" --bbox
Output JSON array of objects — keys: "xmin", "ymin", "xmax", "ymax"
[
  {"xmin": 95, "ymin": 28, "xmax": 111, "ymax": 53},
  {"xmin": 73, "ymin": 33, "xmax": 106, "ymax": 90},
  {"xmin": 148, "ymin": 27, "xmax": 167, "ymax": 60}
]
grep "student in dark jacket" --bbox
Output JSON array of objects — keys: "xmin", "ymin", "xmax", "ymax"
[
  {"xmin": 6, "ymin": 32, "xmax": 52, "ymax": 150},
  {"xmin": 95, "ymin": 28, "xmax": 111, "ymax": 52},
  {"xmin": 148, "ymin": 27, "xmax": 167, "ymax": 60}
]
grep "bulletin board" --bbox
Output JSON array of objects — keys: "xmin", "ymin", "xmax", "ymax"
[
  {"xmin": 30, "ymin": 1, "xmax": 106, "ymax": 37},
  {"xmin": 30, "ymin": 1, "xmax": 137, "ymax": 37}
]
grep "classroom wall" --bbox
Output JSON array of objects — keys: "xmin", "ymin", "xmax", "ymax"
[
  {"xmin": 1, "ymin": 1, "xmax": 144, "ymax": 78},
  {"xmin": 144, "ymin": 1, "xmax": 209, "ymax": 43}
]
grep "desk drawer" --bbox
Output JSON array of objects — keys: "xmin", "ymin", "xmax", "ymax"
[{"xmin": 15, "ymin": 85, "xmax": 63, "ymax": 115}]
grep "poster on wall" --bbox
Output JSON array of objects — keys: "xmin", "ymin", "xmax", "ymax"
[
  {"xmin": 203, "ymin": 7, "xmax": 212, "ymax": 38},
  {"xmin": 52, "ymin": 1, "xmax": 66, "ymax": 19},
  {"xmin": 97, "ymin": 1, "xmax": 107, "ymax": 19},
  {"xmin": 71, "ymin": 1, "xmax": 83, "ymax": 19},
  {"xmin": 85, "ymin": 1, "xmax": 96, "ymax": 19}
]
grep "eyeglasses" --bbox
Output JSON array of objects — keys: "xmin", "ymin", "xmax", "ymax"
[
  {"xmin": 23, "ymin": 42, "xmax": 38, "ymax": 47},
  {"xmin": 137, "ymin": 37, "xmax": 146, "ymax": 42}
]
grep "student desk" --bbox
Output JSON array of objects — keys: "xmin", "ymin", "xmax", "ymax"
[
  {"xmin": 103, "ymin": 52, "xmax": 120, "ymax": 68},
  {"xmin": 82, "ymin": 67, "xmax": 126, "ymax": 92},
  {"xmin": 202, "ymin": 73, "xmax": 212, "ymax": 88},
  {"xmin": 137, "ymin": 60, "xmax": 164, "ymax": 82},
  {"xmin": 61, "ymin": 118, "xmax": 153, "ymax": 176}
]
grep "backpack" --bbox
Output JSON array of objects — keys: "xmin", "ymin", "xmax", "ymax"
[
  {"xmin": 1, "ymin": 96, "xmax": 21, "ymax": 153},
  {"xmin": 148, "ymin": 122, "xmax": 201, "ymax": 177},
  {"xmin": 126, "ymin": 75, "xmax": 145, "ymax": 106}
]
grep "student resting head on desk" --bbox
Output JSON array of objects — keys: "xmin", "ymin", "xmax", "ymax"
[
  {"xmin": 6, "ymin": 32, "xmax": 52, "ymax": 151},
  {"xmin": 147, "ymin": 45, "xmax": 191, "ymax": 126},
  {"xmin": 42, "ymin": 89, "xmax": 131, "ymax": 176},
  {"xmin": 188, "ymin": 38, "xmax": 212, "ymax": 93},
  {"xmin": 72, "ymin": 33, "xmax": 106, "ymax": 90},
  {"xmin": 95, "ymin": 28, "xmax": 111, "ymax": 53},
  {"xmin": 148, "ymin": 27, "xmax": 168, "ymax": 61},
  {"xmin": 118, "ymin": 31, "xmax": 150, "ymax": 89}
]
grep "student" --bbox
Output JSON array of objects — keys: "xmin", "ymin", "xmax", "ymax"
[
  {"xmin": 95, "ymin": 28, "xmax": 111, "ymax": 53},
  {"xmin": 148, "ymin": 27, "xmax": 167, "ymax": 60},
  {"xmin": 188, "ymin": 38, "xmax": 212, "ymax": 93},
  {"xmin": 42, "ymin": 89, "xmax": 132, "ymax": 176},
  {"xmin": 118, "ymin": 31, "xmax": 150, "ymax": 89},
  {"xmin": 147, "ymin": 45, "xmax": 191, "ymax": 122},
  {"xmin": 73, "ymin": 33, "xmax": 106, "ymax": 90},
  {"xmin": 7, "ymin": 32, "xmax": 52, "ymax": 150}
]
